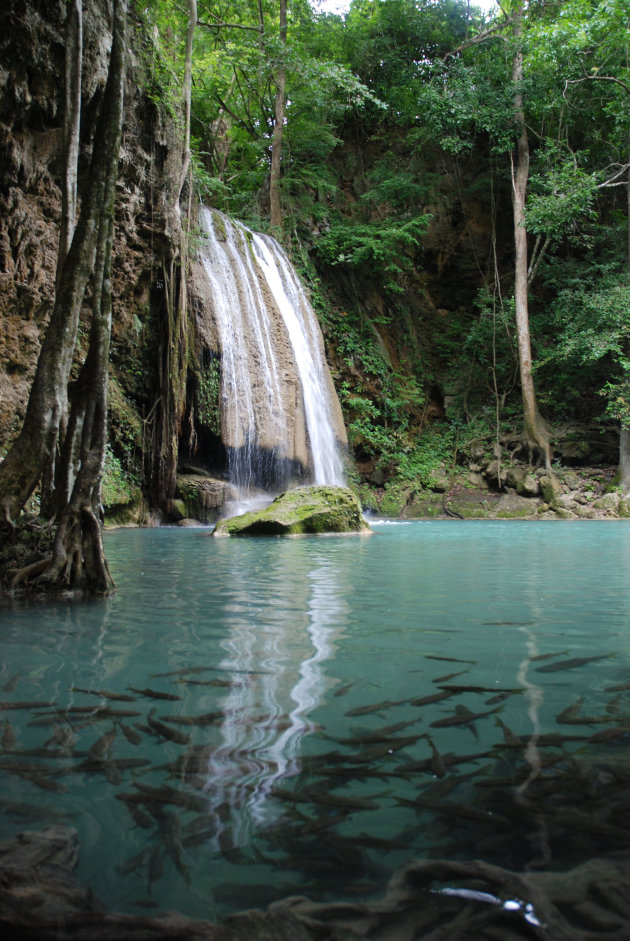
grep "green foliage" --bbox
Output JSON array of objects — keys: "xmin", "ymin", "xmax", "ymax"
[
  {"xmin": 394, "ymin": 422, "xmax": 457, "ymax": 486},
  {"xmin": 536, "ymin": 263, "xmax": 630, "ymax": 423},
  {"xmin": 195, "ymin": 354, "xmax": 221, "ymax": 435},
  {"xmin": 526, "ymin": 149, "xmax": 598, "ymax": 242},
  {"xmin": 316, "ymin": 215, "xmax": 431, "ymax": 286},
  {"xmin": 102, "ymin": 447, "xmax": 136, "ymax": 508}
]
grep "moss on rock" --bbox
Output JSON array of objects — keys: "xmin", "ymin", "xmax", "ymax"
[{"xmin": 213, "ymin": 485, "xmax": 371, "ymax": 536}]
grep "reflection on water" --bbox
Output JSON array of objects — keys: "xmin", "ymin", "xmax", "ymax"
[
  {"xmin": 1, "ymin": 521, "xmax": 630, "ymax": 921},
  {"xmin": 204, "ymin": 545, "xmax": 349, "ymax": 843}
]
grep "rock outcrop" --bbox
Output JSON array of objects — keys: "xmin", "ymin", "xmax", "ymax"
[{"xmin": 213, "ymin": 485, "xmax": 370, "ymax": 536}]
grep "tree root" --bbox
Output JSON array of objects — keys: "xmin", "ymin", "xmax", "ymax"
[{"xmin": 8, "ymin": 556, "xmax": 52, "ymax": 589}]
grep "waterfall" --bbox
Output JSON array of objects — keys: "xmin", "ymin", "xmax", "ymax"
[{"xmin": 197, "ymin": 207, "xmax": 345, "ymax": 494}]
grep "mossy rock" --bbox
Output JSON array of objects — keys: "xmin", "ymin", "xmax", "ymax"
[
  {"xmin": 379, "ymin": 482, "xmax": 413, "ymax": 518},
  {"xmin": 213, "ymin": 486, "xmax": 371, "ymax": 537}
]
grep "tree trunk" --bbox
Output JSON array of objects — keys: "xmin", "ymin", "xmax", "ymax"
[
  {"xmin": 0, "ymin": 0, "xmax": 127, "ymax": 594},
  {"xmin": 57, "ymin": 0, "xmax": 82, "ymax": 285},
  {"xmin": 0, "ymin": 0, "xmax": 128, "ymax": 528},
  {"xmin": 511, "ymin": 1, "xmax": 552, "ymax": 471},
  {"xmin": 269, "ymin": 0, "xmax": 287, "ymax": 229}
]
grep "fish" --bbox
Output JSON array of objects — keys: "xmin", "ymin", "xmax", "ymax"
[
  {"xmin": 432, "ymin": 670, "xmax": 469, "ymax": 683},
  {"xmin": 304, "ymin": 790, "xmax": 383, "ymax": 812},
  {"xmin": 409, "ymin": 690, "xmax": 455, "ymax": 708},
  {"xmin": 43, "ymin": 723, "xmax": 78, "ymax": 752},
  {"xmin": 0, "ymin": 799, "xmax": 74, "ymax": 821},
  {"xmin": 495, "ymin": 716, "xmax": 523, "ymax": 747},
  {"xmin": 485, "ymin": 691, "xmax": 514, "ymax": 705},
  {"xmin": 71, "ymin": 686, "xmax": 137, "ymax": 702},
  {"xmin": 178, "ymin": 678, "xmax": 238, "ymax": 688},
  {"xmin": 132, "ymin": 781, "xmax": 208, "ymax": 813},
  {"xmin": 1, "ymin": 721, "xmax": 16, "ymax": 750},
  {"xmin": 396, "ymin": 750, "xmax": 491, "ymax": 774},
  {"xmin": 334, "ymin": 719, "xmax": 422, "ymax": 746},
  {"xmin": 430, "ymin": 705, "xmax": 500, "ymax": 730},
  {"xmin": 348, "ymin": 735, "xmax": 421, "ymax": 764},
  {"xmin": 116, "ymin": 847, "xmax": 151, "ymax": 875},
  {"xmin": 0, "ymin": 701, "xmax": 57, "ymax": 710},
  {"xmin": 2, "ymin": 673, "xmax": 22, "ymax": 692},
  {"xmin": 482, "ymin": 621, "xmax": 534, "ymax": 627},
  {"xmin": 128, "ymin": 687, "xmax": 181, "ymax": 701},
  {"xmin": 535, "ymin": 654, "xmax": 613, "ymax": 673},
  {"xmin": 147, "ymin": 844, "xmax": 163, "ymax": 894},
  {"xmin": 147, "ymin": 710, "xmax": 190, "ymax": 745},
  {"xmin": 345, "ymin": 698, "xmax": 406, "ymax": 717},
  {"xmin": 11, "ymin": 769, "xmax": 68, "ymax": 793},
  {"xmin": 437, "ymin": 684, "xmax": 519, "ymax": 695},
  {"xmin": 398, "ymin": 796, "xmax": 510, "ymax": 827},
  {"xmin": 333, "ymin": 682, "xmax": 354, "ymax": 698},
  {"xmin": 157, "ymin": 711, "xmax": 225, "ymax": 727},
  {"xmin": 588, "ymin": 725, "xmax": 630, "ymax": 744},
  {"xmin": 605, "ymin": 682, "xmax": 630, "ymax": 692},
  {"xmin": 158, "ymin": 810, "xmax": 190, "ymax": 882},
  {"xmin": 88, "ymin": 726, "xmax": 117, "ymax": 759},
  {"xmin": 58, "ymin": 757, "xmax": 151, "ymax": 778},
  {"xmin": 116, "ymin": 720, "xmax": 142, "ymax": 745},
  {"xmin": 425, "ymin": 656, "xmax": 477, "ymax": 664},
  {"xmin": 428, "ymin": 739, "xmax": 447, "ymax": 778},
  {"xmin": 528, "ymin": 650, "xmax": 570, "ymax": 662}
]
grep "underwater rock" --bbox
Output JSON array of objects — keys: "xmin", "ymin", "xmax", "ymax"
[{"xmin": 213, "ymin": 486, "xmax": 371, "ymax": 536}]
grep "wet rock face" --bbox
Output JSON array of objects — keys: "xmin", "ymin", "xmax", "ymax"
[
  {"xmin": 213, "ymin": 485, "xmax": 371, "ymax": 536},
  {"xmin": 0, "ymin": 0, "xmax": 170, "ymax": 461}
]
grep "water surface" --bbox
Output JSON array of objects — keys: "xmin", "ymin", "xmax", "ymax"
[{"xmin": 1, "ymin": 521, "xmax": 629, "ymax": 920}]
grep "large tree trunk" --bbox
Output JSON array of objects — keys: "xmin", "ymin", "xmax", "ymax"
[
  {"xmin": 1, "ymin": 0, "xmax": 127, "ymax": 594},
  {"xmin": 0, "ymin": 0, "xmax": 127, "ymax": 528},
  {"xmin": 511, "ymin": 1, "xmax": 552, "ymax": 471},
  {"xmin": 269, "ymin": 0, "xmax": 287, "ymax": 229}
]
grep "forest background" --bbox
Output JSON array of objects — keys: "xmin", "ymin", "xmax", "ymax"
[{"xmin": 1, "ymin": 0, "xmax": 630, "ymax": 591}]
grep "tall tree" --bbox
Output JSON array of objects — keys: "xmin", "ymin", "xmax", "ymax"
[
  {"xmin": 0, "ymin": 0, "xmax": 128, "ymax": 593},
  {"xmin": 270, "ymin": 0, "xmax": 287, "ymax": 228},
  {"xmin": 508, "ymin": 0, "xmax": 552, "ymax": 469}
]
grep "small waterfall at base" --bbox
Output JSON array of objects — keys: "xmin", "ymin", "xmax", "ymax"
[{"xmin": 197, "ymin": 207, "xmax": 346, "ymax": 507}]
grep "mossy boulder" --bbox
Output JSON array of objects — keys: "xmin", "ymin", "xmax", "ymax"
[{"xmin": 213, "ymin": 485, "xmax": 371, "ymax": 536}]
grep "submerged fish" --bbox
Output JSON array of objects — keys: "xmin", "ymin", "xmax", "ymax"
[
  {"xmin": 147, "ymin": 710, "xmax": 190, "ymax": 745},
  {"xmin": 432, "ymin": 670, "xmax": 469, "ymax": 684},
  {"xmin": 409, "ymin": 690, "xmax": 455, "ymax": 708},
  {"xmin": 495, "ymin": 716, "xmax": 523, "ymax": 747},
  {"xmin": 72, "ymin": 686, "xmax": 136, "ymax": 702},
  {"xmin": 128, "ymin": 687, "xmax": 181, "ymax": 702},
  {"xmin": 425, "ymin": 656, "xmax": 477, "ymax": 665},
  {"xmin": 345, "ymin": 698, "xmax": 406, "ymax": 717},
  {"xmin": 536, "ymin": 654, "xmax": 613, "ymax": 673},
  {"xmin": 0, "ymin": 701, "xmax": 57, "ymax": 710},
  {"xmin": 2, "ymin": 673, "xmax": 22, "ymax": 692},
  {"xmin": 1, "ymin": 720, "xmax": 16, "ymax": 750},
  {"xmin": 116, "ymin": 720, "xmax": 142, "ymax": 745},
  {"xmin": 88, "ymin": 726, "xmax": 117, "ymax": 759},
  {"xmin": 430, "ymin": 705, "xmax": 500, "ymax": 730}
]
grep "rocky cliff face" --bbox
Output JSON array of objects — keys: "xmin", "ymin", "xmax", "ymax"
[{"xmin": 0, "ymin": 0, "xmax": 174, "ymax": 491}]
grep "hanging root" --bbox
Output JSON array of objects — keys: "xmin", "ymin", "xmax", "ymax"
[{"xmin": 8, "ymin": 556, "xmax": 52, "ymax": 589}]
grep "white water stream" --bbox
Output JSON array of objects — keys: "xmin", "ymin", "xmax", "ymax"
[{"xmin": 197, "ymin": 207, "xmax": 345, "ymax": 493}]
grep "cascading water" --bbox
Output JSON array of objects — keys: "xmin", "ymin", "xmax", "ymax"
[{"xmin": 197, "ymin": 207, "xmax": 346, "ymax": 496}]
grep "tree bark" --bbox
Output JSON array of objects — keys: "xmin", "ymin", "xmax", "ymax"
[
  {"xmin": 0, "ymin": 0, "xmax": 127, "ymax": 594},
  {"xmin": 0, "ymin": 0, "xmax": 128, "ymax": 528},
  {"xmin": 510, "ymin": 1, "xmax": 552, "ymax": 471},
  {"xmin": 57, "ymin": 0, "xmax": 82, "ymax": 285},
  {"xmin": 269, "ymin": 0, "xmax": 287, "ymax": 229}
]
